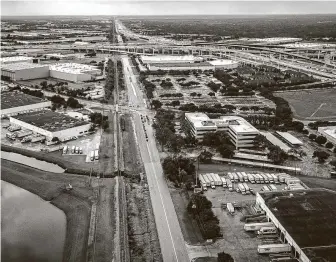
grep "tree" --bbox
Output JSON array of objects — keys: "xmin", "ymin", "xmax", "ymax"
[
  {"xmin": 240, "ymin": 106, "xmax": 249, "ymax": 112},
  {"xmin": 313, "ymin": 150, "xmax": 330, "ymax": 163},
  {"xmin": 218, "ymin": 144, "xmax": 235, "ymax": 158},
  {"xmin": 208, "ymin": 92, "xmax": 216, "ymax": 97},
  {"xmin": 199, "ymin": 150, "xmax": 213, "ymax": 164},
  {"xmin": 253, "ymin": 134, "xmax": 268, "ymax": 149},
  {"xmin": 151, "ymin": 100, "xmax": 162, "ymax": 110},
  {"xmin": 51, "ymin": 137, "xmax": 60, "ymax": 143},
  {"xmin": 268, "ymin": 145, "xmax": 288, "ymax": 164},
  {"xmin": 316, "ymin": 135, "xmax": 327, "ymax": 145},
  {"xmin": 171, "ymin": 100, "xmax": 180, "ymax": 108},
  {"xmin": 67, "ymin": 97, "xmax": 82, "ymax": 108},
  {"xmin": 326, "ymin": 142, "xmax": 334, "ymax": 149},
  {"xmin": 309, "ymin": 134, "xmax": 317, "ymax": 140},
  {"xmin": 218, "ymin": 252, "xmax": 234, "ymax": 262},
  {"xmin": 190, "ymin": 92, "xmax": 197, "ymax": 97}
]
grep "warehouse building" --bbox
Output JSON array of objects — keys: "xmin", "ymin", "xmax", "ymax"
[
  {"xmin": 318, "ymin": 126, "xmax": 336, "ymax": 145},
  {"xmin": 1, "ymin": 63, "xmax": 50, "ymax": 81},
  {"xmin": 184, "ymin": 113, "xmax": 259, "ymax": 148},
  {"xmin": 141, "ymin": 55, "xmax": 203, "ymax": 64},
  {"xmin": 1, "ymin": 91, "xmax": 51, "ymax": 118},
  {"xmin": 9, "ymin": 110, "xmax": 91, "ymax": 141},
  {"xmin": 256, "ymin": 189, "xmax": 336, "ymax": 262},
  {"xmin": 50, "ymin": 63, "xmax": 101, "ymax": 83},
  {"xmin": 276, "ymin": 131, "xmax": 303, "ymax": 147},
  {"xmin": 0, "ymin": 56, "xmax": 33, "ymax": 64}
]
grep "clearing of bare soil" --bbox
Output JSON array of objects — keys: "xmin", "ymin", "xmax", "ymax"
[{"xmin": 1, "ymin": 159, "xmax": 94, "ymax": 262}]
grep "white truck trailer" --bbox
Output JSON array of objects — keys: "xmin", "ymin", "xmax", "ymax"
[
  {"xmin": 241, "ymin": 172, "xmax": 249, "ymax": 182},
  {"xmin": 243, "ymin": 183, "xmax": 250, "ymax": 194},
  {"xmin": 232, "ymin": 172, "xmax": 239, "ymax": 182},
  {"xmin": 199, "ymin": 174, "xmax": 208, "ymax": 190},
  {"xmin": 202, "ymin": 174, "xmax": 211, "ymax": 187},
  {"xmin": 257, "ymin": 226, "xmax": 277, "ymax": 235},
  {"xmin": 213, "ymin": 173, "xmax": 223, "ymax": 186},
  {"xmin": 204, "ymin": 174, "xmax": 215, "ymax": 188},
  {"xmin": 269, "ymin": 185, "xmax": 278, "ymax": 191},
  {"xmin": 63, "ymin": 145, "xmax": 68, "ymax": 154},
  {"xmin": 237, "ymin": 172, "xmax": 244, "ymax": 182},
  {"xmin": 220, "ymin": 177, "xmax": 227, "ymax": 187},
  {"xmin": 278, "ymin": 173, "xmax": 291, "ymax": 183},
  {"xmin": 261, "ymin": 174, "xmax": 269, "ymax": 183},
  {"xmin": 248, "ymin": 173, "xmax": 255, "ymax": 183},
  {"xmin": 257, "ymin": 174, "xmax": 264, "ymax": 183},
  {"xmin": 286, "ymin": 178, "xmax": 301, "ymax": 186},
  {"xmin": 227, "ymin": 179, "xmax": 233, "ymax": 191},
  {"xmin": 253, "ymin": 174, "xmax": 260, "ymax": 184},
  {"xmin": 257, "ymin": 244, "xmax": 291, "ymax": 254},
  {"xmin": 94, "ymin": 149, "xmax": 99, "ymax": 160},
  {"xmin": 90, "ymin": 151, "xmax": 95, "ymax": 161},
  {"xmin": 266, "ymin": 173, "xmax": 274, "ymax": 183},
  {"xmin": 228, "ymin": 173, "xmax": 234, "ymax": 182},
  {"xmin": 271, "ymin": 174, "xmax": 279, "ymax": 184},
  {"xmin": 227, "ymin": 203, "xmax": 234, "ymax": 214},
  {"xmin": 238, "ymin": 183, "xmax": 246, "ymax": 194},
  {"xmin": 244, "ymin": 222, "xmax": 274, "ymax": 232}
]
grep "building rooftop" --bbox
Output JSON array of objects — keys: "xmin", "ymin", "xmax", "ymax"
[
  {"xmin": 276, "ymin": 131, "xmax": 303, "ymax": 145},
  {"xmin": 261, "ymin": 131, "xmax": 292, "ymax": 152},
  {"xmin": 11, "ymin": 110, "xmax": 89, "ymax": 132},
  {"xmin": 220, "ymin": 116, "xmax": 259, "ymax": 134},
  {"xmin": 1, "ymin": 92, "xmax": 48, "ymax": 110},
  {"xmin": 50, "ymin": 63, "xmax": 100, "ymax": 75},
  {"xmin": 141, "ymin": 55, "xmax": 202, "ymax": 63},
  {"xmin": 260, "ymin": 189, "xmax": 336, "ymax": 262},
  {"xmin": 0, "ymin": 56, "xmax": 32, "ymax": 64},
  {"xmin": 150, "ymin": 62, "xmax": 212, "ymax": 68},
  {"xmin": 319, "ymin": 126, "xmax": 336, "ymax": 139},
  {"xmin": 208, "ymin": 59, "xmax": 237, "ymax": 66},
  {"xmin": 1, "ymin": 62, "xmax": 49, "ymax": 72}
]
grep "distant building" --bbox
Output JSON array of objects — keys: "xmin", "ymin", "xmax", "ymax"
[
  {"xmin": 1, "ymin": 91, "xmax": 51, "ymax": 118},
  {"xmin": 256, "ymin": 189, "xmax": 336, "ymax": 262},
  {"xmin": 50, "ymin": 63, "xmax": 101, "ymax": 83},
  {"xmin": 44, "ymin": 53, "xmax": 76, "ymax": 60},
  {"xmin": 141, "ymin": 55, "xmax": 203, "ymax": 64},
  {"xmin": 184, "ymin": 113, "xmax": 259, "ymax": 149},
  {"xmin": 276, "ymin": 131, "xmax": 303, "ymax": 147},
  {"xmin": 318, "ymin": 126, "xmax": 336, "ymax": 145},
  {"xmin": 0, "ymin": 56, "xmax": 33, "ymax": 64},
  {"xmin": 9, "ymin": 110, "xmax": 91, "ymax": 141},
  {"xmin": 1, "ymin": 63, "xmax": 50, "ymax": 81}
]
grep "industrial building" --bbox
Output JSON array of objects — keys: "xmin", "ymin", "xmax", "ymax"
[
  {"xmin": 44, "ymin": 53, "xmax": 76, "ymax": 60},
  {"xmin": 49, "ymin": 63, "xmax": 101, "ymax": 83},
  {"xmin": 318, "ymin": 126, "xmax": 336, "ymax": 145},
  {"xmin": 256, "ymin": 189, "xmax": 336, "ymax": 262},
  {"xmin": 141, "ymin": 55, "xmax": 203, "ymax": 64},
  {"xmin": 9, "ymin": 110, "xmax": 91, "ymax": 141},
  {"xmin": 0, "ymin": 56, "xmax": 33, "ymax": 64},
  {"xmin": 184, "ymin": 113, "xmax": 259, "ymax": 148},
  {"xmin": 1, "ymin": 63, "xmax": 50, "ymax": 81},
  {"xmin": 1, "ymin": 91, "xmax": 51, "ymax": 118}
]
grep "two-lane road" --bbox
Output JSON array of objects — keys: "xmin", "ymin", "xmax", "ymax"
[{"xmin": 123, "ymin": 56, "xmax": 189, "ymax": 261}]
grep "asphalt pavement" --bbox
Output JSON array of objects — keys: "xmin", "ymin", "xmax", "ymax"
[{"xmin": 123, "ymin": 56, "xmax": 190, "ymax": 262}]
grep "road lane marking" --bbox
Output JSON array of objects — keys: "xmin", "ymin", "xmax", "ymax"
[{"xmin": 146, "ymin": 142, "xmax": 179, "ymax": 262}]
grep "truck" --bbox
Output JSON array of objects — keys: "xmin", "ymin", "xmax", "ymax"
[
  {"xmin": 244, "ymin": 222, "xmax": 274, "ymax": 232},
  {"xmin": 95, "ymin": 143, "xmax": 100, "ymax": 150},
  {"xmin": 63, "ymin": 145, "xmax": 68, "ymax": 154},
  {"xmin": 31, "ymin": 135, "xmax": 46, "ymax": 143},
  {"xmin": 71, "ymin": 146, "xmax": 76, "ymax": 154},
  {"xmin": 227, "ymin": 203, "xmax": 235, "ymax": 214},
  {"xmin": 6, "ymin": 133, "xmax": 16, "ymax": 140},
  {"xmin": 286, "ymin": 178, "xmax": 301, "ymax": 186},
  {"xmin": 202, "ymin": 174, "xmax": 211, "ymax": 187},
  {"xmin": 237, "ymin": 172, "xmax": 244, "ymax": 182},
  {"xmin": 206, "ymin": 174, "xmax": 216, "ymax": 189},
  {"xmin": 228, "ymin": 173, "xmax": 234, "ymax": 182},
  {"xmin": 288, "ymin": 185, "xmax": 305, "ymax": 191},
  {"xmin": 228, "ymin": 182, "xmax": 233, "ymax": 192},
  {"xmin": 253, "ymin": 174, "xmax": 260, "ymax": 184},
  {"xmin": 257, "ymin": 244, "xmax": 291, "ymax": 254},
  {"xmin": 278, "ymin": 173, "xmax": 291, "ymax": 183},
  {"xmin": 243, "ymin": 183, "xmax": 250, "ymax": 194},
  {"xmin": 8, "ymin": 125, "xmax": 21, "ymax": 132},
  {"xmin": 262, "ymin": 185, "xmax": 270, "ymax": 192},
  {"xmin": 90, "ymin": 151, "xmax": 95, "ymax": 161},
  {"xmin": 21, "ymin": 136, "xmax": 32, "ymax": 143},
  {"xmin": 232, "ymin": 172, "xmax": 239, "ymax": 182},
  {"xmin": 269, "ymin": 185, "xmax": 277, "ymax": 191},
  {"xmin": 261, "ymin": 174, "xmax": 269, "ymax": 183},
  {"xmin": 266, "ymin": 173, "xmax": 274, "ymax": 183},
  {"xmin": 16, "ymin": 130, "xmax": 33, "ymax": 138},
  {"xmin": 221, "ymin": 177, "xmax": 227, "ymax": 187},
  {"xmin": 238, "ymin": 183, "xmax": 246, "ymax": 194},
  {"xmin": 241, "ymin": 172, "xmax": 249, "ymax": 182},
  {"xmin": 199, "ymin": 174, "xmax": 208, "ymax": 190},
  {"xmin": 212, "ymin": 173, "xmax": 223, "ymax": 186},
  {"xmin": 257, "ymin": 174, "xmax": 264, "ymax": 183},
  {"xmin": 271, "ymin": 174, "xmax": 279, "ymax": 184},
  {"xmin": 257, "ymin": 226, "xmax": 277, "ymax": 235},
  {"xmin": 79, "ymin": 147, "xmax": 83, "ymax": 154},
  {"xmin": 94, "ymin": 149, "xmax": 99, "ymax": 160},
  {"xmin": 75, "ymin": 146, "xmax": 79, "ymax": 154},
  {"xmin": 247, "ymin": 173, "xmax": 255, "ymax": 183}
]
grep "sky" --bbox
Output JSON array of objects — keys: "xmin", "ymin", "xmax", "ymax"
[{"xmin": 2, "ymin": 1, "xmax": 336, "ymax": 16}]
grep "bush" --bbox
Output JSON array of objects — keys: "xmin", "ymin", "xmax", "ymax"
[
  {"xmin": 316, "ymin": 135, "xmax": 327, "ymax": 145},
  {"xmin": 309, "ymin": 134, "xmax": 317, "ymax": 140},
  {"xmin": 326, "ymin": 142, "xmax": 334, "ymax": 149}
]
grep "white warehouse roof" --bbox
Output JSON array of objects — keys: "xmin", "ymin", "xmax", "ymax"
[
  {"xmin": 2, "ymin": 62, "xmax": 49, "ymax": 72},
  {"xmin": 276, "ymin": 131, "xmax": 303, "ymax": 145},
  {"xmin": 141, "ymin": 55, "xmax": 202, "ymax": 63},
  {"xmin": 0, "ymin": 56, "xmax": 33, "ymax": 64},
  {"xmin": 208, "ymin": 60, "xmax": 238, "ymax": 66},
  {"xmin": 50, "ymin": 63, "xmax": 100, "ymax": 74}
]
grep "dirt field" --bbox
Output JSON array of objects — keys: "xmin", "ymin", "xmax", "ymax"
[
  {"xmin": 1, "ymin": 159, "xmax": 94, "ymax": 262},
  {"xmin": 275, "ymin": 89, "xmax": 336, "ymax": 120}
]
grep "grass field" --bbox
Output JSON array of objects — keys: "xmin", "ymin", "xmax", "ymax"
[{"xmin": 275, "ymin": 89, "xmax": 336, "ymax": 120}]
